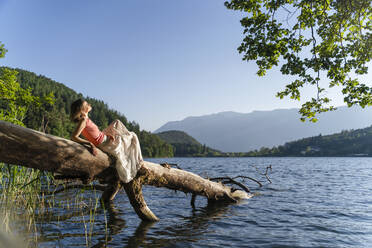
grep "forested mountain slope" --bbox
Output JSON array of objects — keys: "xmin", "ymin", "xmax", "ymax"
[
  {"xmin": 156, "ymin": 130, "xmax": 223, "ymax": 157},
  {"xmin": 248, "ymin": 126, "xmax": 372, "ymax": 157}
]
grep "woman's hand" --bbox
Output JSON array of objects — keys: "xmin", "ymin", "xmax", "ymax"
[{"xmin": 90, "ymin": 143, "xmax": 98, "ymax": 156}]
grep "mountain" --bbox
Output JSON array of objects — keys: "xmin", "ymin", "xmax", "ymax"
[
  {"xmin": 156, "ymin": 130, "xmax": 201, "ymax": 145},
  {"xmin": 156, "ymin": 130, "xmax": 223, "ymax": 157},
  {"xmin": 155, "ymin": 107, "xmax": 372, "ymax": 152},
  {"xmin": 8, "ymin": 67, "xmax": 173, "ymax": 158},
  {"xmin": 252, "ymin": 125, "xmax": 372, "ymax": 157}
]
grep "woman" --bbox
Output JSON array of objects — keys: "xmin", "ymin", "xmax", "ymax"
[{"xmin": 70, "ymin": 99, "xmax": 143, "ymax": 183}]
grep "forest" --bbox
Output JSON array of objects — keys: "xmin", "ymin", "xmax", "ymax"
[{"xmin": 243, "ymin": 126, "xmax": 372, "ymax": 157}]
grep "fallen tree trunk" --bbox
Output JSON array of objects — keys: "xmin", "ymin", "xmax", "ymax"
[{"xmin": 0, "ymin": 121, "xmax": 251, "ymax": 221}]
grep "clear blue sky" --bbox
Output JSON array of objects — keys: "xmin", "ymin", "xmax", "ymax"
[{"xmin": 0, "ymin": 0, "xmax": 367, "ymax": 131}]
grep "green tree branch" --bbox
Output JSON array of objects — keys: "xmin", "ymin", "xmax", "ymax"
[{"xmin": 225, "ymin": 0, "xmax": 372, "ymax": 121}]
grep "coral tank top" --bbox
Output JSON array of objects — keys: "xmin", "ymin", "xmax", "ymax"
[{"xmin": 81, "ymin": 118, "xmax": 105, "ymax": 146}]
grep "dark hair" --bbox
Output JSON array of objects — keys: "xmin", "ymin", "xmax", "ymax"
[{"xmin": 70, "ymin": 99, "xmax": 84, "ymax": 123}]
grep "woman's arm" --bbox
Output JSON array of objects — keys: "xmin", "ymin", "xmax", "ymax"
[{"xmin": 71, "ymin": 118, "xmax": 98, "ymax": 155}]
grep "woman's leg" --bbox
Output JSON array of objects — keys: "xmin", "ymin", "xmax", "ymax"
[
  {"xmin": 130, "ymin": 131, "xmax": 143, "ymax": 162},
  {"xmin": 112, "ymin": 119, "xmax": 125, "ymax": 129}
]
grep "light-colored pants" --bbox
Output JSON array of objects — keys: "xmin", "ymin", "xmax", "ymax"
[{"xmin": 98, "ymin": 120, "xmax": 143, "ymax": 183}]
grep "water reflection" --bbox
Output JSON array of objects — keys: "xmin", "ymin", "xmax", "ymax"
[
  {"xmin": 138, "ymin": 202, "xmax": 231, "ymax": 247},
  {"xmin": 90, "ymin": 201, "xmax": 163, "ymax": 248},
  {"xmin": 91, "ymin": 202, "xmax": 126, "ymax": 248},
  {"xmin": 84, "ymin": 199, "xmax": 234, "ymax": 248},
  {"xmin": 125, "ymin": 221, "xmax": 155, "ymax": 248},
  {"xmin": 90, "ymin": 200, "xmax": 232, "ymax": 247}
]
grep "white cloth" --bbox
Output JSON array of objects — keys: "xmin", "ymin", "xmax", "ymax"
[{"xmin": 98, "ymin": 120, "xmax": 143, "ymax": 183}]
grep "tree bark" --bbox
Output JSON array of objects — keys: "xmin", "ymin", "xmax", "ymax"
[{"xmin": 0, "ymin": 121, "xmax": 251, "ymax": 221}]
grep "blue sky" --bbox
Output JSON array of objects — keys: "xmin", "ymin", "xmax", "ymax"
[{"xmin": 0, "ymin": 0, "xmax": 368, "ymax": 131}]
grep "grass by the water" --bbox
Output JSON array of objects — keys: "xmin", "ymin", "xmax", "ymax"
[{"xmin": 0, "ymin": 163, "xmax": 107, "ymax": 247}]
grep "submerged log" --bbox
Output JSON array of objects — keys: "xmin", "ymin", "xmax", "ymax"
[{"xmin": 0, "ymin": 121, "xmax": 251, "ymax": 221}]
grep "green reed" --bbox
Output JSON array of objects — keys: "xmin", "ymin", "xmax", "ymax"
[
  {"xmin": 0, "ymin": 163, "xmax": 42, "ymax": 233},
  {"xmin": 0, "ymin": 163, "xmax": 108, "ymax": 247}
]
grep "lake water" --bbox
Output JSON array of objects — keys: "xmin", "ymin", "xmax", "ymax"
[{"xmin": 35, "ymin": 157, "xmax": 372, "ymax": 247}]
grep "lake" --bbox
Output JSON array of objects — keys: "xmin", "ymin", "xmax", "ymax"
[{"xmin": 34, "ymin": 157, "xmax": 372, "ymax": 247}]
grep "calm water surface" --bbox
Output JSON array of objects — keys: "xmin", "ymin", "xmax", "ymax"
[{"xmin": 37, "ymin": 157, "xmax": 372, "ymax": 247}]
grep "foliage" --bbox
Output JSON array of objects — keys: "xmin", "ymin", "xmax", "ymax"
[
  {"xmin": 225, "ymin": 0, "xmax": 372, "ymax": 122},
  {"xmin": 0, "ymin": 41, "xmax": 7, "ymax": 58},
  {"xmin": 0, "ymin": 68, "xmax": 53, "ymax": 126}
]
